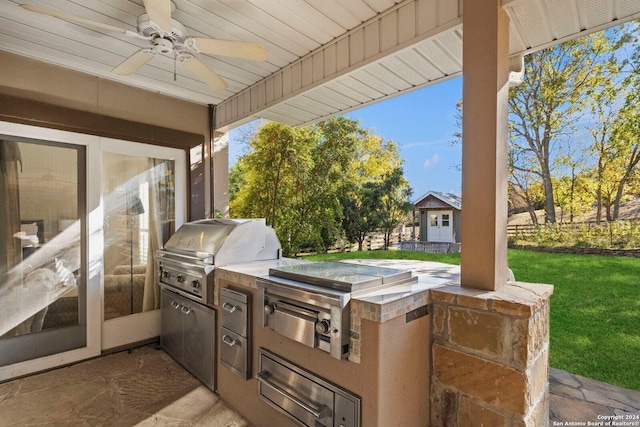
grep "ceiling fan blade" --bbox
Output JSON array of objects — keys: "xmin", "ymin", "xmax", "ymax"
[
  {"xmin": 142, "ymin": 0, "xmax": 172, "ymax": 34},
  {"xmin": 187, "ymin": 37, "xmax": 267, "ymax": 61},
  {"xmin": 113, "ymin": 49, "xmax": 155, "ymax": 75},
  {"xmin": 181, "ymin": 56, "xmax": 228, "ymax": 91},
  {"xmin": 21, "ymin": 4, "xmax": 128, "ymax": 34}
]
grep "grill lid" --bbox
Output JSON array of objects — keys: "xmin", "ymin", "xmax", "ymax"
[
  {"xmin": 164, "ymin": 219, "xmax": 237, "ymax": 254},
  {"xmin": 161, "ymin": 218, "xmax": 281, "ymax": 265}
]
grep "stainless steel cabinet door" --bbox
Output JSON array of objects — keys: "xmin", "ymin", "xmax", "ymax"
[
  {"xmin": 160, "ymin": 289, "xmax": 184, "ymax": 360},
  {"xmin": 182, "ymin": 299, "xmax": 215, "ymax": 389}
]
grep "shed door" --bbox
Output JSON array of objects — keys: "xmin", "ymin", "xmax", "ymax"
[{"xmin": 427, "ymin": 210, "xmax": 453, "ymax": 243}]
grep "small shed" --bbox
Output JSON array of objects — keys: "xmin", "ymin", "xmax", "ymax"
[{"xmin": 414, "ymin": 192, "xmax": 462, "ymax": 243}]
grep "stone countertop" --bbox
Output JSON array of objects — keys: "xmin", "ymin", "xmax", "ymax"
[
  {"xmin": 217, "ymin": 258, "xmax": 309, "ymax": 283},
  {"xmin": 216, "ymin": 257, "xmax": 460, "ymax": 323},
  {"xmin": 341, "ymin": 259, "xmax": 460, "ymax": 323},
  {"xmin": 213, "ymin": 258, "xmax": 309, "ymax": 305}
]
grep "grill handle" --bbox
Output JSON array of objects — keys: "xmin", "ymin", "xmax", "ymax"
[
  {"xmin": 156, "ymin": 251, "xmax": 213, "ymax": 265},
  {"xmin": 256, "ymin": 371, "xmax": 332, "ymax": 420}
]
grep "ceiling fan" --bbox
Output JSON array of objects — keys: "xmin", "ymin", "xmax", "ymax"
[{"xmin": 20, "ymin": 1, "xmax": 267, "ymax": 91}]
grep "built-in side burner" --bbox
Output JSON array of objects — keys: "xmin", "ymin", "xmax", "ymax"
[
  {"xmin": 258, "ymin": 261, "xmax": 417, "ymax": 360},
  {"xmin": 268, "ymin": 261, "xmax": 413, "ymax": 293}
]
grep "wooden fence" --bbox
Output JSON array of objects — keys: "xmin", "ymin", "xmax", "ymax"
[
  {"xmin": 298, "ymin": 230, "xmax": 417, "ymax": 255},
  {"xmin": 397, "ymin": 241, "xmax": 461, "ymax": 253},
  {"xmin": 506, "ymin": 220, "xmax": 636, "ymax": 237}
]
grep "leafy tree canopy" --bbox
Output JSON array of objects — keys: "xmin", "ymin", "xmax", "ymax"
[{"xmin": 230, "ymin": 117, "xmax": 412, "ymax": 255}]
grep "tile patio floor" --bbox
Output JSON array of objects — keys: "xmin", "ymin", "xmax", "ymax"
[{"xmin": 1, "ymin": 344, "xmax": 638, "ymax": 426}]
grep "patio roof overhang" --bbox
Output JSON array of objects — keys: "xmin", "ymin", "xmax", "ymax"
[
  {"xmin": 213, "ymin": 0, "xmax": 640, "ymax": 131},
  {"xmin": 2, "ymin": 1, "xmax": 638, "ymax": 132}
]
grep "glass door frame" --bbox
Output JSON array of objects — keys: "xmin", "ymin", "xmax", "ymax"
[
  {"xmin": 0, "ymin": 121, "xmax": 187, "ymax": 380},
  {"xmin": 0, "ymin": 121, "xmax": 102, "ymax": 381},
  {"xmin": 100, "ymin": 138, "xmax": 186, "ymax": 351}
]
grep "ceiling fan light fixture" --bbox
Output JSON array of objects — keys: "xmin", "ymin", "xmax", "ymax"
[
  {"xmin": 176, "ymin": 51, "xmax": 194, "ymax": 62},
  {"xmin": 154, "ymin": 38, "xmax": 174, "ymax": 55}
]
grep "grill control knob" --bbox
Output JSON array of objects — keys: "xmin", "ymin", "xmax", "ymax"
[
  {"xmin": 191, "ymin": 280, "xmax": 200, "ymax": 289},
  {"xmin": 176, "ymin": 274, "xmax": 185, "ymax": 283},
  {"xmin": 264, "ymin": 304, "xmax": 277, "ymax": 315},
  {"xmin": 315, "ymin": 320, "xmax": 330, "ymax": 334},
  {"xmin": 162, "ymin": 269, "xmax": 170, "ymax": 278}
]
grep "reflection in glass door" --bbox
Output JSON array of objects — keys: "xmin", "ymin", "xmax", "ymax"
[
  {"xmin": 102, "ymin": 153, "xmax": 175, "ymax": 323},
  {"xmin": 0, "ymin": 138, "xmax": 86, "ymax": 365}
]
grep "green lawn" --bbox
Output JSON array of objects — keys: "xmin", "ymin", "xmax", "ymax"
[{"xmin": 304, "ymin": 249, "xmax": 640, "ymax": 391}]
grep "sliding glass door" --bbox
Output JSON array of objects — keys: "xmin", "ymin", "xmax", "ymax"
[
  {"xmin": 101, "ymin": 141, "xmax": 185, "ymax": 350},
  {"xmin": 0, "ymin": 137, "xmax": 87, "ymax": 365},
  {"xmin": 0, "ymin": 121, "xmax": 186, "ymax": 379}
]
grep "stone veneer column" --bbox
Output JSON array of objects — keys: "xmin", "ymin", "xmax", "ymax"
[{"xmin": 430, "ymin": 282, "xmax": 553, "ymax": 426}]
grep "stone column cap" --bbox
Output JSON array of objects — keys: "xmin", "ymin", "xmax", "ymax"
[{"xmin": 430, "ymin": 281, "xmax": 553, "ymax": 317}]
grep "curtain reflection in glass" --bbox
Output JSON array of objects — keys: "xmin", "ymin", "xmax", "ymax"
[{"xmin": 102, "ymin": 154, "xmax": 174, "ymax": 320}]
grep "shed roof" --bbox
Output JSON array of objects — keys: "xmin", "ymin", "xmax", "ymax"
[{"xmin": 414, "ymin": 191, "xmax": 461, "ymax": 210}]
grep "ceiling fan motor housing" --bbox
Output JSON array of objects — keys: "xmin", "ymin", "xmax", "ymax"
[{"xmin": 137, "ymin": 13, "xmax": 186, "ymax": 44}]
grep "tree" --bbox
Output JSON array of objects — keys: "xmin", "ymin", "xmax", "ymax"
[
  {"xmin": 553, "ymin": 173, "xmax": 594, "ymax": 223},
  {"xmin": 285, "ymin": 117, "xmax": 360, "ymax": 253},
  {"xmin": 608, "ymin": 97, "xmax": 640, "ymax": 219},
  {"xmin": 341, "ymin": 134, "xmax": 410, "ymax": 250},
  {"xmin": 229, "ymin": 122, "xmax": 306, "ymax": 227},
  {"xmin": 509, "ymin": 145, "xmax": 545, "ymax": 224},
  {"xmin": 377, "ymin": 168, "xmax": 413, "ymax": 249},
  {"xmin": 508, "ymin": 32, "xmax": 621, "ymax": 223},
  {"xmin": 230, "ymin": 118, "xmax": 366, "ymax": 255},
  {"xmin": 340, "ymin": 181, "xmax": 383, "ymax": 251},
  {"xmin": 228, "ymin": 160, "xmax": 247, "ymax": 202},
  {"xmin": 608, "ymin": 28, "xmax": 640, "ymax": 219},
  {"xmin": 582, "ymin": 23, "xmax": 639, "ymax": 221},
  {"xmin": 230, "ymin": 118, "xmax": 411, "ymax": 254}
]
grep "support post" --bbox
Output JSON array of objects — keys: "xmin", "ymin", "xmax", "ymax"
[{"xmin": 460, "ymin": 0, "xmax": 511, "ymax": 290}]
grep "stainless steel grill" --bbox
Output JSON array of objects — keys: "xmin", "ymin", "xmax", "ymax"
[{"xmin": 156, "ymin": 218, "xmax": 281, "ymax": 304}]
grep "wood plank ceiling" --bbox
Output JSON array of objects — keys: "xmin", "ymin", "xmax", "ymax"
[{"xmin": 1, "ymin": 0, "xmax": 639, "ymax": 132}]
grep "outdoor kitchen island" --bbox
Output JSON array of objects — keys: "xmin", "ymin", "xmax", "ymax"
[{"xmin": 214, "ymin": 258, "xmax": 459, "ymax": 427}]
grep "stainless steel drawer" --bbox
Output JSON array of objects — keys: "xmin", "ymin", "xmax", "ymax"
[
  {"xmin": 273, "ymin": 301, "xmax": 316, "ymax": 348},
  {"xmin": 221, "ymin": 288, "xmax": 249, "ymax": 337},
  {"xmin": 220, "ymin": 327, "xmax": 249, "ymax": 378},
  {"xmin": 257, "ymin": 349, "xmax": 360, "ymax": 427}
]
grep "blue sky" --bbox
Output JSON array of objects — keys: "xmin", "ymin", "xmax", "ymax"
[{"xmin": 228, "ymin": 76, "xmax": 463, "ymax": 201}]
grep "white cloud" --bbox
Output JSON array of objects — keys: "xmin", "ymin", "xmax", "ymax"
[
  {"xmin": 402, "ymin": 139, "xmax": 447, "ymax": 149},
  {"xmin": 423, "ymin": 153, "xmax": 440, "ymax": 170}
]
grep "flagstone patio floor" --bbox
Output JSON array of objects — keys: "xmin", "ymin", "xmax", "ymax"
[{"xmin": 0, "ymin": 345, "xmax": 638, "ymax": 426}]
